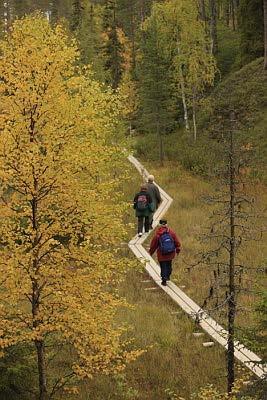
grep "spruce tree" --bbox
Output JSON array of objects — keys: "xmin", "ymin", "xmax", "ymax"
[
  {"xmin": 116, "ymin": 0, "xmax": 153, "ymax": 73},
  {"xmin": 70, "ymin": 0, "xmax": 83, "ymax": 31},
  {"xmin": 138, "ymin": 21, "xmax": 176, "ymax": 163},
  {"xmin": 238, "ymin": 0, "xmax": 264, "ymax": 66},
  {"xmin": 50, "ymin": 0, "xmax": 59, "ymax": 25},
  {"xmin": 103, "ymin": 0, "xmax": 124, "ymax": 89},
  {"xmin": 210, "ymin": 0, "xmax": 218, "ymax": 54},
  {"xmin": 192, "ymin": 110, "xmax": 266, "ymax": 393}
]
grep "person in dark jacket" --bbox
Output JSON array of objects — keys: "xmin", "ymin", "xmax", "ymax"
[
  {"xmin": 133, "ymin": 184, "xmax": 153, "ymax": 237},
  {"xmin": 149, "ymin": 219, "xmax": 181, "ymax": 285},
  {"xmin": 146, "ymin": 175, "xmax": 162, "ymax": 229}
]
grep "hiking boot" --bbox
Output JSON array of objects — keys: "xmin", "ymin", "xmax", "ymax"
[
  {"xmin": 161, "ymin": 280, "xmax": 167, "ymax": 286},
  {"xmin": 138, "ymin": 232, "xmax": 142, "ymax": 237}
]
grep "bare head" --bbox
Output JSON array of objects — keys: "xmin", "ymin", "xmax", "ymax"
[
  {"xmin": 140, "ymin": 183, "xmax": 147, "ymax": 191},
  {"xmin": 147, "ymin": 174, "xmax": 154, "ymax": 183}
]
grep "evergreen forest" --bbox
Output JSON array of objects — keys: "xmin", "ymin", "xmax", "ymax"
[{"xmin": 0, "ymin": 1, "xmax": 266, "ymax": 399}]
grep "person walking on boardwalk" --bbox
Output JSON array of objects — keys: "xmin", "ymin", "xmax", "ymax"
[
  {"xmin": 149, "ymin": 219, "xmax": 181, "ymax": 286},
  {"xmin": 133, "ymin": 184, "xmax": 153, "ymax": 237},
  {"xmin": 146, "ymin": 175, "xmax": 162, "ymax": 229}
]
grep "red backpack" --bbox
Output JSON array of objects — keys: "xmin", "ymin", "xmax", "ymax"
[{"xmin": 136, "ymin": 194, "xmax": 148, "ymax": 210}]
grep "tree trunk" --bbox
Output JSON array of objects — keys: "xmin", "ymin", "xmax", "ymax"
[
  {"xmin": 130, "ymin": 3, "xmax": 136, "ymax": 74},
  {"xmin": 140, "ymin": 0, "xmax": 145, "ymax": 23},
  {"xmin": 179, "ymin": 65, "xmax": 190, "ymax": 131},
  {"xmin": 32, "ymin": 278, "xmax": 48, "ymax": 399},
  {"xmin": 157, "ymin": 119, "xmax": 164, "ymax": 166},
  {"xmin": 264, "ymin": 0, "xmax": 267, "ymax": 69},
  {"xmin": 192, "ymin": 92, "xmax": 197, "ymax": 141},
  {"xmin": 199, "ymin": 0, "xmax": 206, "ymax": 20},
  {"xmin": 217, "ymin": 0, "xmax": 222, "ymax": 20},
  {"xmin": 176, "ymin": 40, "xmax": 189, "ymax": 131},
  {"xmin": 227, "ymin": 111, "xmax": 236, "ymax": 393},
  {"xmin": 35, "ymin": 340, "xmax": 48, "ymax": 400},
  {"xmin": 199, "ymin": 0, "xmax": 208, "ymax": 31},
  {"xmin": 230, "ymin": 0, "xmax": 236, "ymax": 30},
  {"xmin": 224, "ymin": 0, "xmax": 230, "ymax": 27},
  {"xmin": 210, "ymin": 0, "xmax": 218, "ymax": 54},
  {"xmin": 31, "ymin": 175, "xmax": 48, "ymax": 399}
]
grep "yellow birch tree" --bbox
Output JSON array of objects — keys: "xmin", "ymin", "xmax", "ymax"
[
  {"xmin": 0, "ymin": 14, "xmax": 141, "ymax": 400},
  {"xmin": 150, "ymin": 0, "xmax": 217, "ymax": 139}
]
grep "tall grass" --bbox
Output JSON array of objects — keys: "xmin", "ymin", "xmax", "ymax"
[
  {"xmin": 74, "ymin": 163, "xmax": 222, "ymax": 399},
  {"xmin": 144, "ymin": 161, "xmax": 267, "ymax": 330},
  {"xmin": 71, "ymin": 159, "xmax": 266, "ymax": 399}
]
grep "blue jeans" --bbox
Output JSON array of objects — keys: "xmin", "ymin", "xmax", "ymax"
[{"xmin": 159, "ymin": 260, "xmax": 172, "ymax": 281}]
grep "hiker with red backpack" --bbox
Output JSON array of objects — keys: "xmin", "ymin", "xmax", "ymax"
[
  {"xmin": 149, "ymin": 219, "xmax": 181, "ymax": 286},
  {"xmin": 133, "ymin": 184, "xmax": 153, "ymax": 237}
]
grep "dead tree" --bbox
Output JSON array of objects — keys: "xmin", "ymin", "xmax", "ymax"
[{"xmin": 188, "ymin": 110, "xmax": 264, "ymax": 393}]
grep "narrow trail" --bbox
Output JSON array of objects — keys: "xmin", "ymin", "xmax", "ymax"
[{"xmin": 128, "ymin": 155, "xmax": 267, "ymax": 380}]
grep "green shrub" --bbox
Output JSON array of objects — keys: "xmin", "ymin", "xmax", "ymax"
[{"xmin": 0, "ymin": 344, "xmax": 35, "ymax": 400}]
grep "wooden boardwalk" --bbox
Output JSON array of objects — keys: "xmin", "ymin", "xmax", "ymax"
[{"xmin": 128, "ymin": 155, "xmax": 267, "ymax": 380}]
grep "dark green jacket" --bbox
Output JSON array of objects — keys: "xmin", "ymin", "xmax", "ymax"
[{"xmin": 133, "ymin": 191, "xmax": 153, "ymax": 217}]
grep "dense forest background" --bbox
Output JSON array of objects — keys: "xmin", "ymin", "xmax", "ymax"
[
  {"xmin": 2, "ymin": 0, "xmax": 265, "ymax": 177},
  {"xmin": 0, "ymin": 1, "xmax": 266, "ymax": 400}
]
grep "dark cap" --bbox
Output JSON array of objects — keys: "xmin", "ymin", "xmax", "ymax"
[{"xmin": 159, "ymin": 219, "xmax": 167, "ymax": 225}]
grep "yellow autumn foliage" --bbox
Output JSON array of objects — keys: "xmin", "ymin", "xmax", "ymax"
[
  {"xmin": 0, "ymin": 13, "xmax": 141, "ymax": 397},
  {"xmin": 167, "ymin": 371, "xmax": 254, "ymax": 400},
  {"xmin": 146, "ymin": 0, "xmax": 217, "ymax": 101}
]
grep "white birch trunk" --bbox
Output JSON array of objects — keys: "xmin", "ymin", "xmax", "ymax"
[
  {"xmin": 177, "ymin": 44, "xmax": 190, "ymax": 131},
  {"xmin": 180, "ymin": 69, "xmax": 190, "ymax": 131}
]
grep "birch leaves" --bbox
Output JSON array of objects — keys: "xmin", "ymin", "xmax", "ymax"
[
  {"xmin": 0, "ymin": 14, "xmax": 140, "ymax": 398},
  {"xmin": 144, "ymin": 0, "xmax": 217, "ymax": 139}
]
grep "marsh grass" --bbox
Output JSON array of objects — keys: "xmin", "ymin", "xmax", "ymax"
[
  {"xmin": 75, "ymin": 159, "xmax": 266, "ymax": 399},
  {"xmin": 76, "ymin": 162, "xmax": 224, "ymax": 399},
  {"xmin": 143, "ymin": 161, "xmax": 267, "ymax": 330},
  {"xmin": 78, "ymin": 268, "xmax": 227, "ymax": 400}
]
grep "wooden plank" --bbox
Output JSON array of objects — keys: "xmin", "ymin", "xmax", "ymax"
[{"xmin": 128, "ymin": 155, "xmax": 267, "ymax": 379}]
